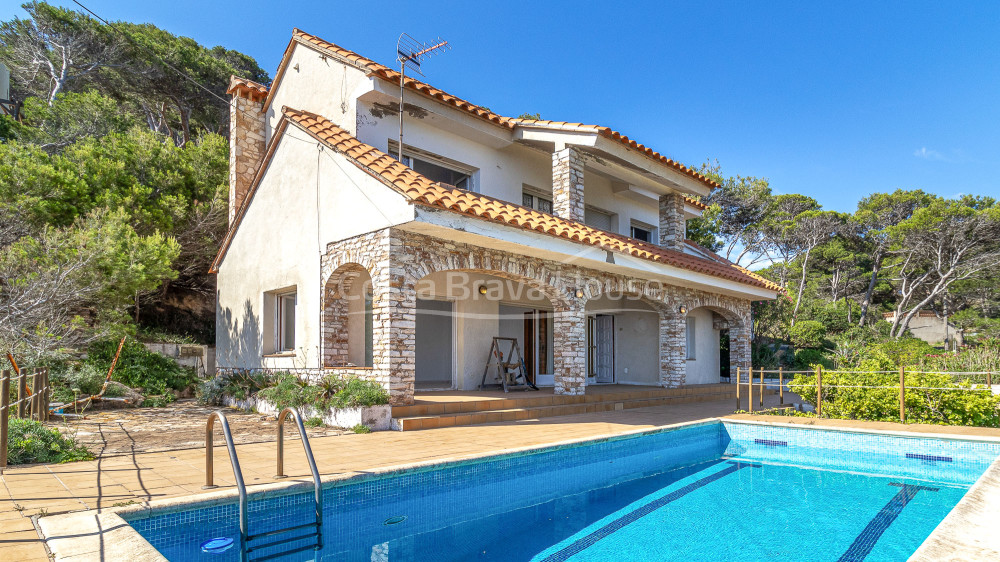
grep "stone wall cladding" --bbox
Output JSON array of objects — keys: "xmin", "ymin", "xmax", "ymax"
[
  {"xmin": 552, "ymin": 147, "xmax": 585, "ymax": 222},
  {"xmin": 658, "ymin": 192, "xmax": 687, "ymax": 250},
  {"xmin": 320, "ymin": 227, "xmax": 753, "ymax": 405},
  {"xmin": 228, "ymin": 94, "xmax": 266, "ymax": 224}
]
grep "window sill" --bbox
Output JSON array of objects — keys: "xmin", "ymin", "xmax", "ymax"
[{"xmin": 263, "ymin": 352, "xmax": 296, "ymax": 358}]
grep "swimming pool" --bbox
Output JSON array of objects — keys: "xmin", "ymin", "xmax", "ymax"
[{"xmin": 125, "ymin": 421, "xmax": 1000, "ymax": 561}]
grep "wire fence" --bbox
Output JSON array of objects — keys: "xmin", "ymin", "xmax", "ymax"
[{"xmin": 733, "ymin": 366, "xmax": 998, "ymax": 423}]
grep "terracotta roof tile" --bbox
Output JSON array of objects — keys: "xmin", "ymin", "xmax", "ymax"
[
  {"xmin": 274, "ymin": 30, "xmax": 717, "ymax": 190},
  {"xmin": 282, "ymin": 107, "xmax": 780, "ymax": 293},
  {"xmin": 227, "ymin": 75, "xmax": 268, "ymax": 102}
]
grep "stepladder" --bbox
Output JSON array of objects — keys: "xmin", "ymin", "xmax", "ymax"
[{"xmin": 479, "ymin": 337, "xmax": 538, "ymax": 392}]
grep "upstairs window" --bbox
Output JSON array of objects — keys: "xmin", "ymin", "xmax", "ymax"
[
  {"xmin": 388, "ymin": 140, "xmax": 476, "ymax": 191},
  {"xmin": 631, "ymin": 220, "xmax": 657, "ymax": 244},
  {"xmin": 522, "ymin": 186, "xmax": 553, "ymax": 214},
  {"xmin": 585, "ymin": 206, "xmax": 615, "ymax": 232}
]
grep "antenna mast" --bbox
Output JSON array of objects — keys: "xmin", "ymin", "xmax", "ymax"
[{"xmin": 396, "ymin": 33, "xmax": 449, "ymax": 162}]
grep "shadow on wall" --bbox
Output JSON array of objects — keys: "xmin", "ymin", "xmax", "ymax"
[{"xmin": 216, "ymin": 295, "xmax": 264, "ymax": 370}]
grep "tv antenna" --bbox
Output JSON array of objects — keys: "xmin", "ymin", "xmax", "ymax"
[{"xmin": 396, "ymin": 33, "xmax": 449, "ymax": 162}]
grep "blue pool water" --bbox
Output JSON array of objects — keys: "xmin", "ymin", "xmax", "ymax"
[{"xmin": 127, "ymin": 421, "xmax": 1000, "ymax": 561}]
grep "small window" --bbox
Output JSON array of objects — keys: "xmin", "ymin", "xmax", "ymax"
[
  {"xmin": 585, "ymin": 207, "xmax": 614, "ymax": 231},
  {"xmin": 686, "ymin": 317, "xmax": 696, "ymax": 360},
  {"xmin": 276, "ymin": 292, "xmax": 296, "ymax": 352},
  {"xmin": 631, "ymin": 221, "xmax": 657, "ymax": 244},
  {"xmin": 522, "ymin": 189, "xmax": 553, "ymax": 213}
]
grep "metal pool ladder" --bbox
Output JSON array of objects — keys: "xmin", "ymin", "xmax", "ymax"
[{"xmin": 205, "ymin": 408, "xmax": 324, "ymax": 561}]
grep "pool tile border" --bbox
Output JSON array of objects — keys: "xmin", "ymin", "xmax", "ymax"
[{"xmin": 35, "ymin": 417, "xmax": 1000, "ymax": 561}]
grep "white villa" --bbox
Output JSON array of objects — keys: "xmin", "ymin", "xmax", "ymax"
[{"xmin": 211, "ymin": 29, "xmax": 782, "ymax": 407}]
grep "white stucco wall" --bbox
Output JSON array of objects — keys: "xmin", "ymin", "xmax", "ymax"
[
  {"xmin": 684, "ymin": 308, "xmax": 722, "ymax": 385},
  {"xmin": 264, "ymin": 43, "xmax": 372, "ymax": 139},
  {"xmin": 215, "ymin": 129, "xmax": 414, "ymax": 369}
]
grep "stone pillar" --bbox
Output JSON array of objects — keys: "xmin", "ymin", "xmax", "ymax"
[
  {"xmin": 658, "ymin": 311, "xmax": 686, "ymax": 387},
  {"xmin": 227, "ymin": 76, "xmax": 268, "ymax": 225},
  {"xmin": 728, "ymin": 322, "xmax": 752, "ymax": 382},
  {"xmin": 371, "ymin": 265, "xmax": 417, "ymax": 406},
  {"xmin": 553, "ymin": 300, "xmax": 587, "ymax": 395},
  {"xmin": 658, "ymin": 191, "xmax": 686, "ymax": 250},
  {"xmin": 552, "ymin": 146, "xmax": 585, "ymax": 222}
]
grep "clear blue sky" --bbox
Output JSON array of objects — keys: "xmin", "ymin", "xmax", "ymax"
[{"xmin": 6, "ymin": 0, "xmax": 1000, "ymax": 212}]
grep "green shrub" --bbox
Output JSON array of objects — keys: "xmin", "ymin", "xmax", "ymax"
[
  {"xmin": 305, "ymin": 417, "xmax": 324, "ymax": 428},
  {"xmin": 86, "ymin": 338, "xmax": 197, "ymax": 397},
  {"xmin": 351, "ymin": 423, "xmax": 371, "ymax": 434},
  {"xmin": 789, "ymin": 321, "xmax": 827, "ymax": 349},
  {"xmin": 789, "ymin": 370, "xmax": 1000, "ymax": 427},
  {"xmin": 254, "ymin": 373, "xmax": 389, "ymax": 412},
  {"xmin": 6, "ymin": 419, "xmax": 92, "ymax": 465},
  {"xmin": 793, "ymin": 348, "xmax": 832, "ymax": 370},
  {"xmin": 751, "ymin": 341, "xmax": 780, "ymax": 370}
]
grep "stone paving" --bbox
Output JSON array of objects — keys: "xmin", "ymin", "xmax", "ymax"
[{"xmin": 5, "ymin": 395, "xmax": 1000, "ymax": 560}]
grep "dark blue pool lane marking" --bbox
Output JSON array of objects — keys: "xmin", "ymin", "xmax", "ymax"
[
  {"xmin": 540, "ymin": 461, "xmax": 760, "ymax": 562},
  {"xmin": 905, "ymin": 452, "xmax": 953, "ymax": 463},
  {"xmin": 754, "ymin": 438, "xmax": 788, "ymax": 447},
  {"xmin": 836, "ymin": 483, "xmax": 939, "ymax": 562}
]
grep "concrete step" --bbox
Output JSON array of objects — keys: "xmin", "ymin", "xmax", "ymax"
[
  {"xmin": 391, "ymin": 384, "xmax": 737, "ymax": 419},
  {"xmin": 391, "ymin": 389, "xmax": 738, "ymax": 431}
]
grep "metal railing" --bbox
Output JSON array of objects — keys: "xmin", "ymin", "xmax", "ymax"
[{"xmin": 203, "ymin": 408, "xmax": 323, "ymax": 561}]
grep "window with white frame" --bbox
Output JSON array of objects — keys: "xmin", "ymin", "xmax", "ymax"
[
  {"xmin": 388, "ymin": 141, "xmax": 476, "ymax": 191},
  {"xmin": 522, "ymin": 186, "xmax": 553, "ymax": 214},
  {"xmin": 631, "ymin": 220, "xmax": 657, "ymax": 244},
  {"xmin": 275, "ymin": 291, "xmax": 296, "ymax": 353},
  {"xmin": 686, "ymin": 317, "xmax": 696, "ymax": 360}
]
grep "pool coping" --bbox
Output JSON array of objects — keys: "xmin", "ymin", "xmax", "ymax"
[{"xmin": 35, "ymin": 417, "xmax": 1000, "ymax": 561}]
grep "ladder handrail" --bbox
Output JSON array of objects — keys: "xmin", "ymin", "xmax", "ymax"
[
  {"xmin": 274, "ymin": 407, "xmax": 324, "ymax": 544},
  {"xmin": 204, "ymin": 410, "xmax": 249, "ymax": 557}
]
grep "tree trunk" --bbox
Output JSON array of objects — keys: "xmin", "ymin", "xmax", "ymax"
[
  {"xmin": 858, "ymin": 251, "xmax": 883, "ymax": 326},
  {"xmin": 791, "ymin": 246, "xmax": 813, "ymax": 326}
]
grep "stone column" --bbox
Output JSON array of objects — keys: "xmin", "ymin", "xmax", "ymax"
[
  {"xmin": 552, "ymin": 146, "xmax": 585, "ymax": 222},
  {"xmin": 658, "ymin": 191, "xmax": 686, "ymax": 250},
  {"xmin": 728, "ymin": 321, "xmax": 752, "ymax": 382},
  {"xmin": 658, "ymin": 311, "xmax": 686, "ymax": 387},
  {"xmin": 371, "ymin": 266, "xmax": 417, "ymax": 406},
  {"xmin": 553, "ymin": 300, "xmax": 587, "ymax": 395},
  {"xmin": 227, "ymin": 76, "xmax": 267, "ymax": 225}
]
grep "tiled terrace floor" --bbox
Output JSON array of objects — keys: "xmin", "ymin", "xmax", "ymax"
[{"xmin": 5, "ymin": 394, "xmax": 1000, "ymax": 561}]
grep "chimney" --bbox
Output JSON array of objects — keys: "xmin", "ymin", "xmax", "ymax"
[{"xmin": 227, "ymin": 76, "xmax": 268, "ymax": 225}]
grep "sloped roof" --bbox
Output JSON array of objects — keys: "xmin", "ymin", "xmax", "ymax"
[
  {"xmin": 262, "ymin": 29, "xmax": 718, "ymax": 190},
  {"xmin": 212, "ymin": 106, "xmax": 780, "ymax": 295}
]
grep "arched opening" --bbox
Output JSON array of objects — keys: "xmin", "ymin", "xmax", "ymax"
[
  {"xmin": 684, "ymin": 306, "xmax": 744, "ymax": 385},
  {"xmin": 414, "ymin": 270, "xmax": 557, "ymax": 390},
  {"xmin": 323, "ymin": 264, "xmax": 373, "ymax": 368},
  {"xmin": 584, "ymin": 293, "xmax": 662, "ymax": 385}
]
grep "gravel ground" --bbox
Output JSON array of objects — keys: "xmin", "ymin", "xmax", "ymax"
[{"xmin": 48, "ymin": 399, "xmax": 348, "ymax": 457}]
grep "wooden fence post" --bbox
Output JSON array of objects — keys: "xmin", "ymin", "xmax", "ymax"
[
  {"xmin": 988, "ymin": 371, "xmax": 993, "ymax": 387},
  {"xmin": 735, "ymin": 367, "xmax": 741, "ymax": 411},
  {"xmin": 899, "ymin": 365, "xmax": 906, "ymax": 424},
  {"xmin": 779, "ymin": 367, "xmax": 784, "ymax": 405},
  {"xmin": 1, "ymin": 370, "xmax": 9, "ymax": 472},
  {"xmin": 32, "ymin": 369, "xmax": 41, "ymax": 421},
  {"xmin": 759, "ymin": 367, "xmax": 764, "ymax": 408},
  {"xmin": 748, "ymin": 367, "xmax": 754, "ymax": 415},
  {"xmin": 816, "ymin": 365, "xmax": 823, "ymax": 417},
  {"xmin": 16, "ymin": 369, "xmax": 26, "ymax": 419}
]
